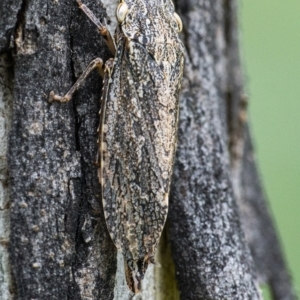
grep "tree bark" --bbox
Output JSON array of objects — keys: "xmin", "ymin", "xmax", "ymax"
[{"xmin": 0, "ymin": 0, "xmax": 296, "ymax": 299}]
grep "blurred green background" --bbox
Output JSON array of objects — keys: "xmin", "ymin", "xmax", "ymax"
[{"xmin": 240, "ymin": 0, "xmax": 300, "ymax": 298}]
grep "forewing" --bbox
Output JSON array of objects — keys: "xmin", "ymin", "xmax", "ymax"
[{"xmin": 100, "ymin": 40, "xmax": 183, "ymax": 262}]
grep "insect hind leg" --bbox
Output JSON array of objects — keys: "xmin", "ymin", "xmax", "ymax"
[
  {"xmin": 97, "ymin": 58, "xmax": 114, "ymax": 180},
  {"xmin": 49, "ymin": 58, "xmax": 105, "ymax": 103}
]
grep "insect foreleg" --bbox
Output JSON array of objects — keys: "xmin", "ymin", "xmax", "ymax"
[
  {"xmin": 49, "ymin": 57, "xmax": 105, "ymax": 103},
  {"xmin": 76, "ymin": 0, "xmax": 116, "ymax": 55}
]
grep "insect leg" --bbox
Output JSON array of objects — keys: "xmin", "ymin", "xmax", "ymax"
[
  {"xmin": 49, "ymin": 57, "xmax": 104, "ymax": 103},
  {"xmin": 76, "ymin": 0, "xmax": 116, "ymax": 56},
  {"xmin": 97, "ymin": 58, "xmax": 114, "ymax": 176}
]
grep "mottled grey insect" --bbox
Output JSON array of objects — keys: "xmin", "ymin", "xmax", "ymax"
[{"xmin": 49, "ymin": 0, "xmax": 184, "ymax": 293}]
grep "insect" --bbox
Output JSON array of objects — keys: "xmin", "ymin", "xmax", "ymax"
[{"xmin": 49, "ymin": 0, "xmax": 184, "ymax": 293}]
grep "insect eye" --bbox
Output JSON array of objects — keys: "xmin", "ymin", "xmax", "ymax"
[
  {"xmin": 116, "ymin": 1, "xmax": 129, "ymax": 23},
  {"xmin": 173, "ymin": 12, "xmax": 183, "ymax": 32}
]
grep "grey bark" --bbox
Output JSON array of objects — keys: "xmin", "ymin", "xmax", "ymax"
[
  {"xmin": 168, "ymin": 1, "xmax": 260, "ymax": 299},
  {"xmin": 222, "ymin": 2, "xmax": 296, "ymax": 299},
  {"xmin": 0, "ymin": 0, "xmax": 296, "ymax": 299}
]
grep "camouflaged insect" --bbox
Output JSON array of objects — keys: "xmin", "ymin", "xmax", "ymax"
[{"xmin": 49, "ymin": 0, "xmax": 184, "ymax": 293}]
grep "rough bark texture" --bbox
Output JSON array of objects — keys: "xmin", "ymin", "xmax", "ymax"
[
  {"xmin": 222, "ymin": 2, "xmax": 297, "ymax": 300},
  {"xmin": 168, "ymin": 1, "xmax": 260, "ymax": 299},
  {"xmin": 2, "ymin": 0, "xmax": 117, "ymax": 299},
  {"xmin": 0, "ymin": 0, "xmax": 297, "ymax": 299},
  {"xmin": 0, "ymin": 53, "xmax": 14, "ymax": 300}
]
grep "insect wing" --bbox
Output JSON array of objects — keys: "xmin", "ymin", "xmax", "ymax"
[{"xmin": 100, "ymin": 40, "xmax": 182, "ymax": 262}]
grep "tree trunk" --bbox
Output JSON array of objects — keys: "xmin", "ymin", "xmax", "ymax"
[{"xmin": 0, "ymin": 0, "xmax": 296, "ymax": 299}]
